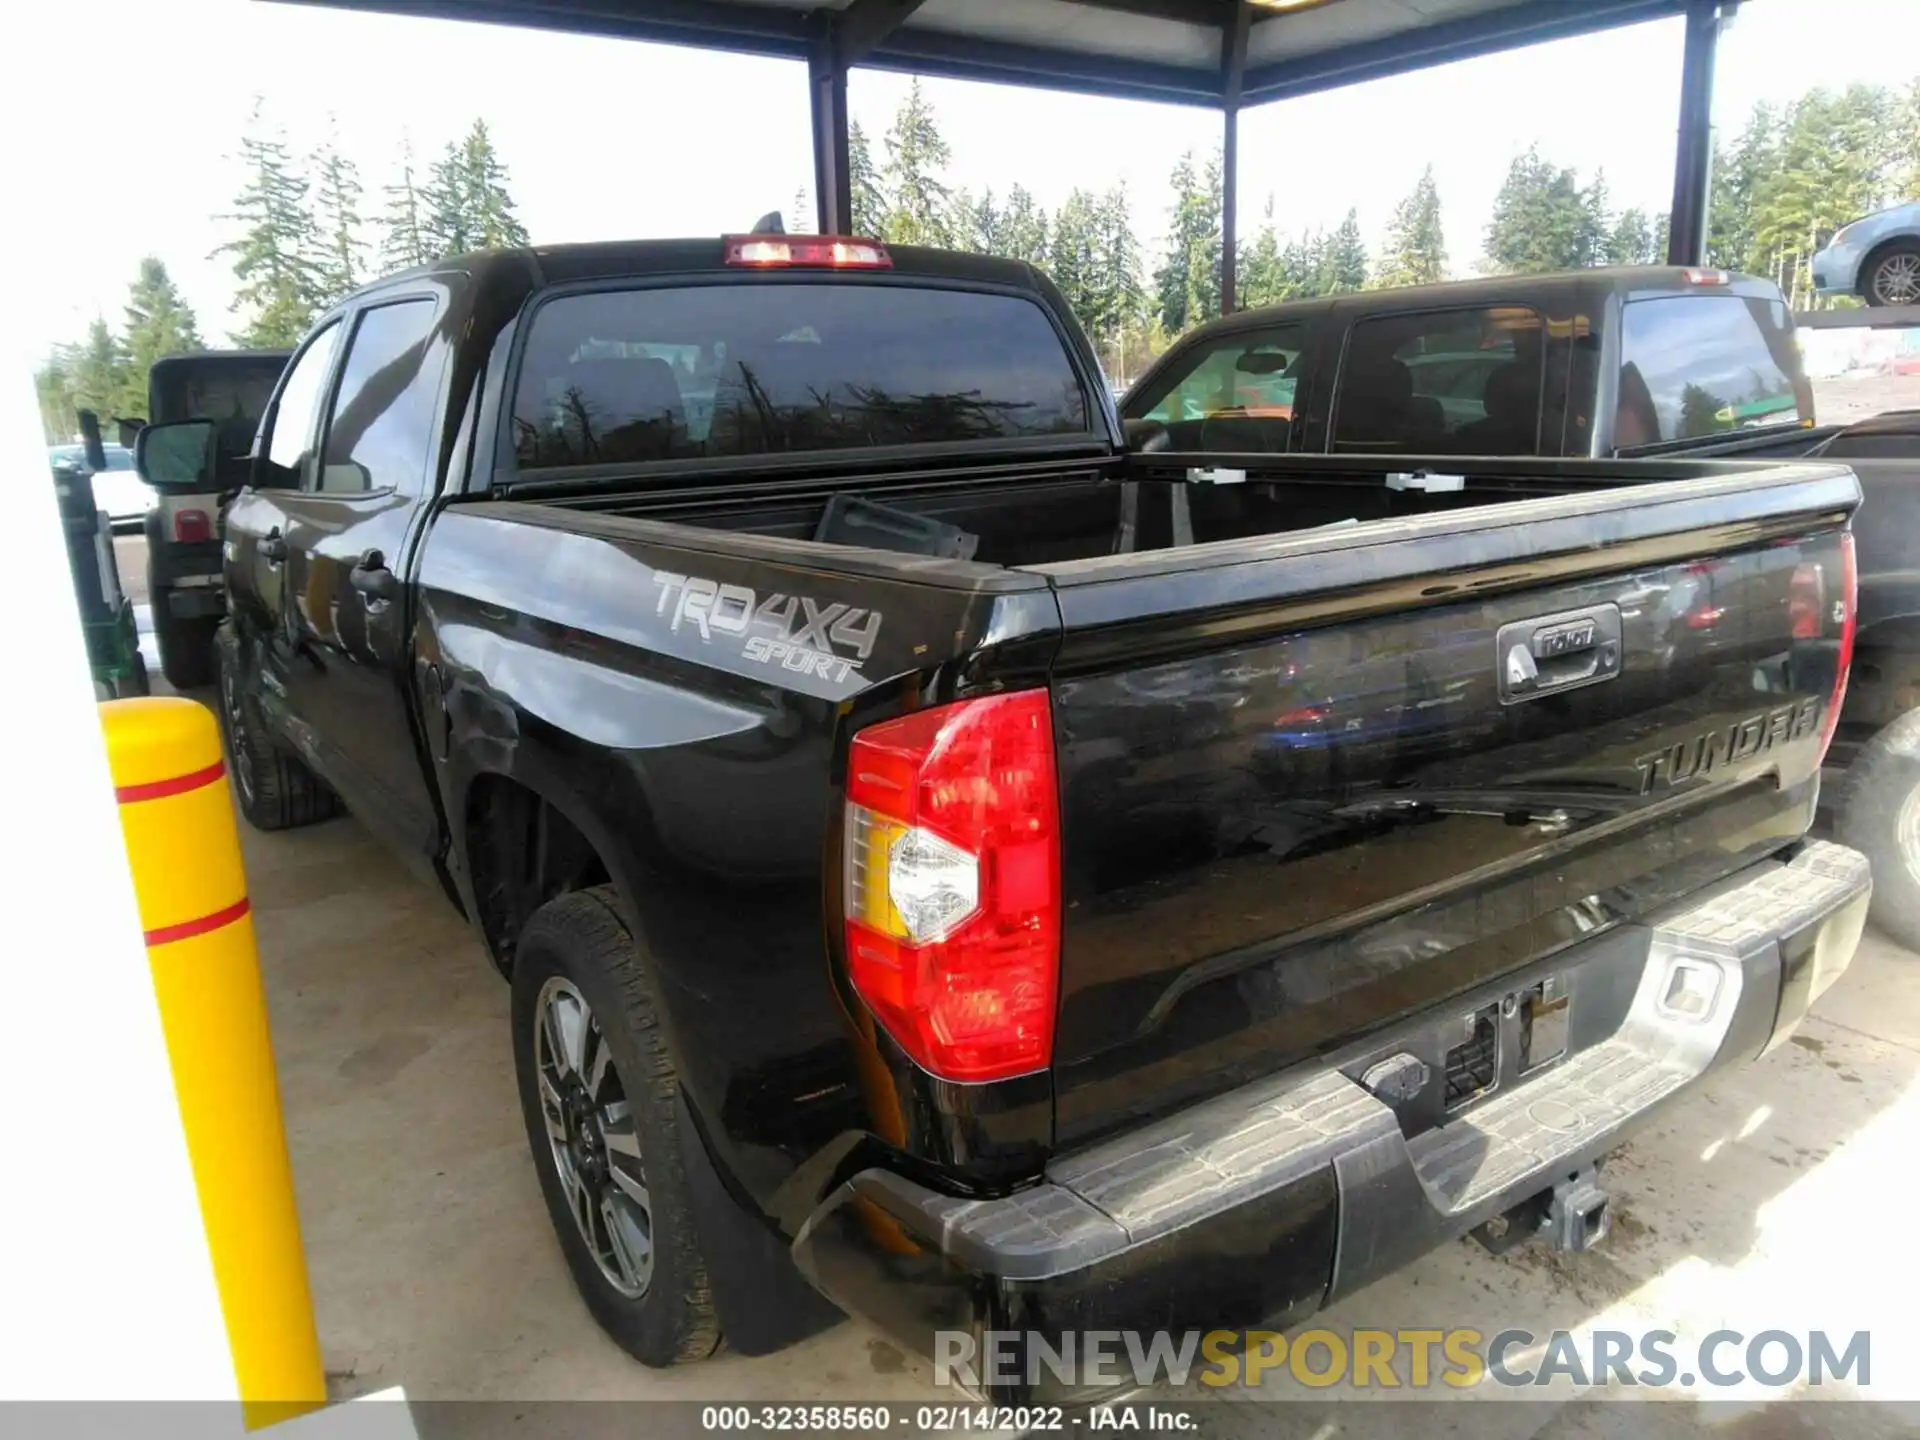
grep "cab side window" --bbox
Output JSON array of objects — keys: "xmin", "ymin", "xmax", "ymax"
[
  {"xmin": 1126, "ymin": 323, "xmax": 1309, "ymax": 452},
  {"xmin": 1331, "ymin": 306, "xmax": 1546, "ymax": 455},
  {"xmin": 264, "ymin": 322, "xmax": 342, "ymax": 486},
  {"xmin": 318, "ymin": 299, "xmax": 445, "ymax": 495}
]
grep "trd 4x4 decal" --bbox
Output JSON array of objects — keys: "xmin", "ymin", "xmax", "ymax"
[{"xmin": 652, "ymin": 571, "xmax": 882, "ymax": 684}]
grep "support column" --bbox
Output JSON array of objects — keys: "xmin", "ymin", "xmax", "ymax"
[
  {"xmin": 810, "ymin": 26, "xmax": 851, "ymax": 235},
  {"xmin": 1220, "ymin": 1, "xmax": 1250, "ymax": 314},
  {"xmin": 1666, "ymin": 0, "xmax": 1727, "ymax": 266}
]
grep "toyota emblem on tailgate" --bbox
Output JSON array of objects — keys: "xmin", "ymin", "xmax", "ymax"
[{"xmin": 1495, "ymin": 604, "xmax": 1624, "ymax": 705}]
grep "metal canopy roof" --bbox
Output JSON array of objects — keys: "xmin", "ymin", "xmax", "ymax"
[{"xmin": 282, "ymin": 0, "xmax": 1692, "ymax": 108}]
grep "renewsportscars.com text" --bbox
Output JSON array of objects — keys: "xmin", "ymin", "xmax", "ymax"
[{"xmin": 934, "ymin": 1328, "xmax": 1871, "ymax": 1392}]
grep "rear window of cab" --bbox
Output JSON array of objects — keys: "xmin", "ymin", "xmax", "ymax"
[
  {"xmin": 510, "ymin": 282, "xmax": 1092, "ymax": 471},
  {"xmin": 1616, "ymin": 293, "xmax": 1808, "ymax": 446}
]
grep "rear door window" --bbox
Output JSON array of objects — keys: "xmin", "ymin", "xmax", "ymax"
[
  {"xmin": 510, "ymin": 283, "xmax": 1091, "ymax": 471},
  {"xmin": 1331, "ymin": 306, "xmax": 1546, "ymax": 455},
  {"xmin": 1616, "ymin": 294, "xmax": 1809, "ymax": 447}
]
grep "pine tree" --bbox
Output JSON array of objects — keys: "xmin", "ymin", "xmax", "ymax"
[
  {"xmin": 1286, "ymin": 228, "xmax": 1326, "ymax": 298},
  {"xmin": 881, "ymin": 81, "xmax": 953, "ymax": 247},
  {"xmin": 1153, "ymin": 153, "xmax": 1200, "ymax": 332},
  {"xmin": 952, "ymin": 188, "xmax": 1001, "ymax": 254},
  {"xmin": 1607, "ymin": 208, "xmax": 1655, "ymax": 266},
  {"xmin": 312, "ymin": 124, "xmax": 368, "ymax": 303},
  {"xmin": 997, "ymin": 185, "xmax": 1049, "ymax": 267},
  {"xmin": 460, "ymin": 120, "xmax": 529, "ymax": 248},
  {"xmin": 1154, "ymin": 150, "xmax": 1223, "ymax": 332},
  {"xmin": 34, "ymin": 347, "xmax": 81, "ymax": 443},
  {"xmin": 1894, "ymin": 78, "xmax": 1920, "ymax": 201},
  {"xmin": 71, "ymin": 318, "xmax": 133, "ymax": 423},
  {"xmin": 1319, "ymin": 209, "xmax": 1368, "ymax": 295},
  {"xmin": 848, "ymin": 120, "xmax": 886, "ymax": 238},
  {"xmin": 1048, "ymin": 188, "xmax": 1102, "ymax": 337},
  {"xmin": 1238, "ymin": 196, "xmax": 1284, "ymax": 307},
  {"xmin": 1094, "ymin": 184, "xmax": 1145, "ymax": 337},
  {"xmin": 1374, "ymin": 166, "xmax": 1447, "ymax": 288},
  {"xmin": 121, "ymin": 258, "xmax": 202, "ymax": 416},
  {"xmin": 1578, "ymin": 170, "xmax": 1613, "ymax": 267},
  {"xmin": 216, "ymin": 99, "xmax": 325, "ymax": 348},
  {"xmin": 1184, "ymin": 150, "xmax": 1224, "ymax": 325},
  {"xmin": 1747, "ymin": 86, "xmax": 1898, "ymax": 305},
  {"xmin": 1483, "ymin": 147, "xmax": 1589, "ymax": 275},
  {"xmin": 789, "ymin": 187, "xmax": 815, "ymax": 234},
  {"xmin": 1708, "ymin": 105, "xmax": 1776, "ymax": 271},
  {"xmin": 381, "ymin": 133, "xmax": 433, "ymax": 273},
  {"xmin": 423, "ymin": 140, "xmax": 471, "ymax": 259}
]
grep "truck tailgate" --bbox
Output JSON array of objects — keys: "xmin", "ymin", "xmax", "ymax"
[{"xmin": 1032, "ymin": 461, "xmax": 1859, "ymax": 1146}]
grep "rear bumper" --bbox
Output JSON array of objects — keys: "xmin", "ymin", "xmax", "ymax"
[{"xmin": 792, "ymin": 841, "xmax": 1870, "ymax": 1401}]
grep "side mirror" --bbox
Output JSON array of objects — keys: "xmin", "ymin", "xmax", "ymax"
[
  {"xmin": 117, "ymin": 418, "xmax": 147, "ymax": 449},
  {"xmin": 77, "ymin": 409, "xmax": 108, "ymax": 472},
  {"xmin": 1123, "ymin": 417, "xmax": 1171, "ymax": 453},
  {"xmin": 134, "ymin": 419, "xmax": 217, "ymax": 494},
  {"xmin": 319, "ymin": 460, "xmax": 373, "ymax": 493}
]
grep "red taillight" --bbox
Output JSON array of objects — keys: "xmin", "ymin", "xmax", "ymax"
[
  {"xmin": 843, "ymin": 689, "xmax": 1060, "ymax": 1083},
  {"xmin": 724, "ymin": 234, "xmax": 891, "ymax": 269},
  {"xmin": 173, "ymin": 509, "xmax": 212, "ymax": 543},
  {"xmin": 1274, "ymin": 707, "xmax": 1325, "ymax": 727},
  {"xmin": 1819, "ymin": 532, "xmax": 1858, "ymax": 757}
]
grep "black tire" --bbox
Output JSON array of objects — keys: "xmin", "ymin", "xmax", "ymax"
[
  {"xmin": 1835, "ymin": 708, "xmax": 1920, "ymax": 951},
  {"xmin": 149, "ymin": 577, "xmax": 220, "ymax": 691},
  {"xmin": 214, "ymin": 627, "xmax": 340, "ymax": 831},
  {"xmin": 1861, "ymin": 242, "xmax": 1920, "ymax": 308},
  {"xmin": 511, "ymin": 887, "xmax": 722, "ymax": 1368}
]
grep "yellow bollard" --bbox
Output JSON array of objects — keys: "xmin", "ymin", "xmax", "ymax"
[{"xmin": 99, "ymin": 696, "xmax": 325, "ymax": 1428}]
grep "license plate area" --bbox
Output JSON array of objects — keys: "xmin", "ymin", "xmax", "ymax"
[{"xmin": 1355, "ymin": 970, "xmax": 1578, "ymax": 1135}]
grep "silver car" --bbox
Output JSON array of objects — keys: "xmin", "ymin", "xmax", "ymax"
[{"xmin": 1812, "ymin": 200, "xmax": 1920, "ymax": 307}]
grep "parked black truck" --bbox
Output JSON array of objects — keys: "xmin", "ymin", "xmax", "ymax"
[
  {"xmin": 1126, "ymin": 267, "xmax": 1920, "ymax": 947},
  {"xmin": 148, "ymin": 236, "xmax": 1872, "ymax": 1399}
]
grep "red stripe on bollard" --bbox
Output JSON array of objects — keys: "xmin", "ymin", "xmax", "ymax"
[
  {"xmin": 145, "ymin": 897, "xmax": 253, "ymax": 948},
  {"xmin": 116, "ymin": 760, "xmax": 227, "ymax": 805}
]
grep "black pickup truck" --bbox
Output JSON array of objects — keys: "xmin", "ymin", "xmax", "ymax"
[
  {"xmin": 152, "ymin": 235, "xmax": 1872, "ymax": 1398},
  {"xmin": 1129, "ymin": 267, "xmax": 1920, "ymax": 948}
]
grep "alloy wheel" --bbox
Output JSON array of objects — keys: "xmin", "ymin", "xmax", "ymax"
[
  {"xmin": 1871, "ymin": 252, "xmax": 1920, "ymax": 307},
  {"xmin": 533, "ymin": 976, "xmax": 653, "ymax": 1298},
  {"xmin": 220, "ymin": 662, "xmax": 257, "ymax": 806},
  {"xmin": 1898, "ymin": 784, "xmax": 1920, "ymax": 885}
]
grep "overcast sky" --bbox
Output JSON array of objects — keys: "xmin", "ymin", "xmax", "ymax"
[{"xmin": 5, "ymin": 0, "xmax": 1915, "ymax": 369}]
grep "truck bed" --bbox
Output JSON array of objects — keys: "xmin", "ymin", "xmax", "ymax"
[{"xmin": 447, "ymin": 453, "xmax": 1859, "ymax": 1151}]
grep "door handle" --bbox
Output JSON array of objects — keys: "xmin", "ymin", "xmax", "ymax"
[
  {"xmin": 350, "ymin": 549, "xmax": 399, "ymax": 604},
  {"xmin": 259, "ymin": 529, "xmax": 286, "ymax": 563}
]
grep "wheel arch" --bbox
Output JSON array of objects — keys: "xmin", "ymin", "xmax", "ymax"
[
  {"xmin": 1856, "ymin": 233, "xmax": 1920, "ymax": 299},
  {"xmin": 457, "ymin": 763, "xmax": 634, "ymax": 981}
]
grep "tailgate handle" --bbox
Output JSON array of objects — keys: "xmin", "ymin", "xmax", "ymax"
[{"xmin": 1496, "ymin": 604, "xmax": 1623, "ymax": 705}]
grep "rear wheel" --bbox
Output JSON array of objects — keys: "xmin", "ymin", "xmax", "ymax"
[
  {"xmin": 1863, "ymin": 243, "xmax": 1920, "ymax": 308},
  {"xmin": 214, "ymin": 628, "xmax": 340, "ymax": 831},
  {"xmin": 1835, "ymin": 708, "xmax": 1920, "ymax": 951},
  {"xmin": 150, "ymin": 579, "xmax": 219, "ymax": 691},
  {"xmin": 511, "ymin": 886, "xmax": 722, "ymax": 1367}
]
